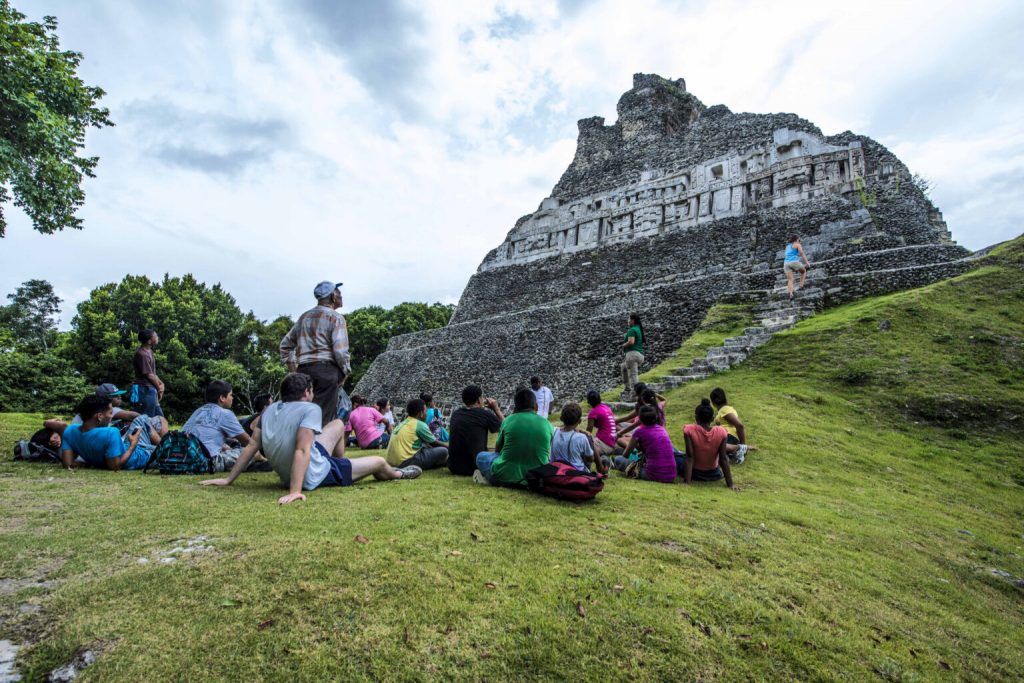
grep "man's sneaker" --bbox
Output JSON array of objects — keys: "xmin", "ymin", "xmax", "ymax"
[
  {"xmin": 732, "ymin": 444, "xmax": 748, "ymax": 465},
  {"xmin": 397, "ymin": 465, "xmax": 422, "ymax": 480},
  {"xmin": 472, "ymin": 469, "xmax": 489, "ymax": 485}
]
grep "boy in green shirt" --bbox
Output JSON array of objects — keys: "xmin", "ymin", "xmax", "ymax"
[
  {"xmin": 474, "ymin": 388, "xmax": 553, "ymax": 486},
  {"xmin": 386, "ymin": 398, "xmax": 449, "ymax": 470}
]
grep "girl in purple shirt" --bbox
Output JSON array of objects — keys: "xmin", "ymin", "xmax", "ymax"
[{"xmin": 612, "ymin": 405, "xmax": 676, "ymax": 483}]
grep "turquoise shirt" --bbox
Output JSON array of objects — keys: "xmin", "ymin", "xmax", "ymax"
[{"xmin": 785, "ymin": 243, "xmax": 800, "ymax": 262}]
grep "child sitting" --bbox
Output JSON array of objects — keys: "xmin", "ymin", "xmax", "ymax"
[
  {"xmin": 551, "ymin": 403, "xmax": 606, "ymax": 473},
  {"xmin": 612, "ymin": 405, "xmax": 676, "ymax": 483},
  {"xmin": 709, "ymin": 387, "xmax": 756, "ymax": 464},
  {"xmin": 679, "ymin": 399, "xmax": 737, "ymax": 489}
]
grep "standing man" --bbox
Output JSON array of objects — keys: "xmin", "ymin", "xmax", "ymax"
[
  {"xmin": 131, "ymin": 329, "xmax": 165, "ymax": 417},
  {"xmin": 280, "ymin": 281, "xmax": 351, "ymax": 426},
  {"xmin": 530, "ymin": 376, "xmax": 554, "ymax": 419}
]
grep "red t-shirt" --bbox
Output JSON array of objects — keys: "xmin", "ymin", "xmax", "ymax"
[{"xmin": 683, "ymin": 423, "xmax": 727, "ymax": 470}]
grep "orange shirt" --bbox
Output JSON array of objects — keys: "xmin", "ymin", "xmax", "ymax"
[{"xmin": 683, "ymin": 424, "xmax": 727, "ymax": 470}]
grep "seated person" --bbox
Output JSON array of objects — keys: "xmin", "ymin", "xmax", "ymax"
[
  {"xmin": 678, "ymin": 399, "xmax": 736, "ymax": 489},
  {"xmin": 376, "ymin": 398, "xmax": 396, "ymax": 432},
  {"xmin": 31, "ymin": 426, "xmax": 63, "ymax": 453},
  {"xmin": 447, "ymin": 385, "xmax": 504, "ymax": 476},
  {"xmin": 612, "ymin": 405, "xmax": 676, "ymax": 482},
  {"xmin": 200, "ymin": 372, "xmax": 421, "ymax": 504},
  {"xmin": 551, "ymin": 402, "xmax": 604, "ymax": 473},
  {"xmin": 240, "ymin": 393, "xmax": 273, "ymax": 436},
  {"xmin": 475, "ymin": 388, "xmax": 553, "ymax": 486},
  {"xmin": 348, "ymin": 394, "xmax": 391, "ymax": 449},
  {"xmin": 709, "ymin": 387, "xmax": 756, "ymax": 464},
  {"xmin": 69, "ymin": 383, "xmax": 141, "ymax": 427},
  {"xmin": 386, "ymin": 398, "xmax": 449, "ymax": 470},
  {"xmin": 615, "ymin": 388, "xmax": 667, "ymax": 447},
  {"xmin": 183, "ymin": 380, "xmax": 252, "ymax": 472},
  {"xmin": 421, "ymin": 392, "xmax": 448, "ymax": 441},
  {"xmin": 585, "ymin": 390, "xmax": 617, "ymax": 457},
  {"xmin": 52, "ymin": 394, "xmax": 167, "ymax": 470}
]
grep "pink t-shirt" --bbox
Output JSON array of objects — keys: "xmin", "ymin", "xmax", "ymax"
[
  {"xmin": 683, "ymin": 423, "xmax": 728, "ymax": 470},
  {"xmin": 349, "ymin": 406, "xmax": 386, "ymax": 448},
  {"xmin": 587, "ymin": 404, "xmax": 617, "ymax": 446}
]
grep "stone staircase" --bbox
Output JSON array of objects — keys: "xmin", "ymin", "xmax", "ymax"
[{"xmin": 611, "ymin": 273, "xmax": 825, "ymax": 410}]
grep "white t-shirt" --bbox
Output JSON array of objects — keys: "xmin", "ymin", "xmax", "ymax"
[
  {"xmin": 533, "ymin": 386, "xmax": 554, "ymax": 418},
  {"xmin": 260, "ymin": 401, "xmax": 330, "ymax": 490}
]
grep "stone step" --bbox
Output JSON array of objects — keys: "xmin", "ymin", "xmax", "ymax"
[
  {"xmin": 753, "ymin": 300, "xmax": 817, "ymax": 314},
  {"xmin": 769, "ymin": 285, "xmax": 824, "ymax": 298},
  {"xmin": 754, "ymin": 315, "xmax": 797, "ymax": 328},
  {"xmin": 706, "ymin": 347, "xmax": 748, "ymax": 362},
  {"xmin": 691, "ymin": 357, "xmax": 733, "ymax": 372}
]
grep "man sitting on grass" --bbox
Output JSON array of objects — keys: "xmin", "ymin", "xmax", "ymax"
[
  {"xmin": 201, "ymin": 373, "xmax": 421, "ymax": 504},
  {"xmin": 183, "ymin": 380, "xmax": 251, "ymax": 472},
  {"xmin": 447, "ymin": 384, "xmax": 504, "ymax": 476},
  {"xmin": 386, "ymin": 398, "xmax": 449, "ymax": 470},
  {"xmin": 474, "ymin": 388, "xmax": 553, "ymax": 486},
  {"xmin": 51, "ymin": 394, "xmax": 167, "ymax": 470}
]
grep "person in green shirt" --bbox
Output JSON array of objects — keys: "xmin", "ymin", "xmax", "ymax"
[
  {"xmin": 620, "ymin": 312, "xmax": 646, "ymax": 394},
  {"xmin": 385, "ymin": 398, "xmax": 449, "ymax": 470},
  {"xmin": 474, "ymin": 388, "xmax": 553, "ymax": 486}
]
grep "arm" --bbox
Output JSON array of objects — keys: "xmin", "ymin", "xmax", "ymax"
[
  {"xmin": 231, "ymin": 431, "xmax": 252, "ymax": 447},
  {"xmin": 113, "ymin": 409, "xmax": 141, "ymax": 423},
  {"xmin": 60, "ymin": 448, "xmax": 78, "ymax": 470},
  {"xmin": 798, "ymin": 244, "xmax": 810, "ymax": 267},
  {"xmin": 623, "ymin": 435, "xmax": 639, "ymax": 458},
  {"xmin": 486, "ymin": 397, "xmax": 505, "ymax": 423},
  {"xmin": 618, "ymin": 420, "xmax": 640, "ymax": 438},
  {"xmin": 622, "ymin": 334, "xmax": 636, "ymax": 351},
  {"xmin": 279, "ymin": 323, "xmax": 299, "ymax": 372},
  {"xmin": 44, "ymin": 419, "xmax": 69, "ymax": 436},
  {"xmin": 146, "ymin": 372, "xmax": 164, "ymax": 394},
  {"xmin": 683, "ymin": 434, "xmax": 694, "ymax": 484},
  {"xmin": 494, "ymin": 430, "xmax": 504, "ymax": 453},
  {"xmin": 107, "ymin": 429, "xmax": 142, "ymax": 471},
  {"xmin": 280, "ymin": 427, "xmax": 314, "ymax": 505},
  {"xmin": 724, "ymin": 413, "xmax": 746, "ymax": 444},
  {"xmin": 614, "ymin": 409, "xmax": 638, "ymax": 423},
  {"xmin": 718, "ymin": 439, "xmax": 736, "ymax": 490},
  {"xmin": 201, "ymin": 429, "xmax": 262, "ymax": 486}
]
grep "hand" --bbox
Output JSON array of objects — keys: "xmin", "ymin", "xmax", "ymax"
[
  {"xmin": 730, "ymin": 485, "xmax": 741, "ymax": 492},
  {"xmin": 128, "ymin": 429, "xmax": 142, "ymax": 445},
  {"xmin": 278, "ymin": 492, "xmax": 306, "ymax": 505},
  {"xmin": 200, "ymin": 478, "xmax": 231, "ymax": 486},
  {"xmin": 485, "ymin": 397, "xmax": 497, "ymax": 409},
  {"xmin": 157, "ymin": 386, "xmax": 165, "ymax": 400}
]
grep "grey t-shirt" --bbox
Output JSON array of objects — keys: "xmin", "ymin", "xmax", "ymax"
[
  {"xmin": 182, "ymin": 403, "xmax": 245, "ymax": 456},
  {"xmin": 70, "ymin": 406, "xmax": 124, "ymax": 426},
  {"xmin": 260, "ymin": 401, "xmax": 330, "ymax": 490},
  {"xmin": 550, "ymin": 429, "xmax": 594, "ymax": 472}
]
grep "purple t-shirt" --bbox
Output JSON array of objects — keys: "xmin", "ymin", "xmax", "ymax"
[
  {"xmin": 587, "ymin": 404, "xmax": 617, "ymax": 446},
  {"xmin": 634, "ymin": 424, "xmax": 676, "ymax": 482}
]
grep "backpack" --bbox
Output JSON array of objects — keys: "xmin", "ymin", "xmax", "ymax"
[
  {"xmin": 525, "ymin": 460, "xmax": 606, "ymax": 501},
  {"xmin": 145, "ymin": 431, "xmax": 213, "ymax": 475},
  {"xmin": 13, "ymin": 440, "xmax": 59, "ymax": 463}
]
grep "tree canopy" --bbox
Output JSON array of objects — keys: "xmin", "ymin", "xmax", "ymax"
[{"xmin": 0, "ymin": 0, "xmax": 112, "ymax": 236}]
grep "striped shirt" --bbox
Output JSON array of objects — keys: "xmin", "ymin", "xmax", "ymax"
[{"xmin": 279, "ymin": 306, "xmax": 351, "ymax": 372}]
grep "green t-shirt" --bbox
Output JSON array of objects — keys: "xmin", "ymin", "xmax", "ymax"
[
  {"xmin": 624, "ymin": 325, "xmax": 644, "ymax": 354},
  {"xmin": 386, "ymin": 417, "xmax": 436, "ymax": 466},
  {"xmin": 490, "ymin": 412, "xmax": 554, "ymax": 485}
]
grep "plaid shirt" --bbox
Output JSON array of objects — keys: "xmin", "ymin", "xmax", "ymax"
[{"xmin": 279, "ymin": 305, "xmax": 351, "ymax": 373}]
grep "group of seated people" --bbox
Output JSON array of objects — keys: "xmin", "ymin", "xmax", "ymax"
[{"xmin": 27, "ymin": 370, "xmax": 755, "ymax": 504}]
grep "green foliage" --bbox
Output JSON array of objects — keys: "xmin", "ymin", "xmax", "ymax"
[
  {"xmin": 0, "ymin": 1, "xmax": 113, "ymax": 236},
  {"xmin": 0, "ymin": 278, "xmax": 61, "ymax": 351},
  {"xmin": 0, "ymin": 349, "xmax": 88, "ymax": 412},
  {"xmin": 347, "ymin": 301, "xmax": 454, "ymax": 387}
]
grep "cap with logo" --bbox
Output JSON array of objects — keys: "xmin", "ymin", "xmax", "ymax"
[
  {"xmin": 96, "ymin": 383, "xmax": 126, "ymax": 397},
  {"xmin": 313, "ymin": 281, "xmax": 343, "ymax": 299}
]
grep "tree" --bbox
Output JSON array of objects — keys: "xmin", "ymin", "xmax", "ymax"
[
  {"xmin": 1, "ymin": 278, "xmax": 61, "ymax": 351},
  {"xmin": 0, "ymin": 1, "xmax": 113, "ymax": 237},
  {"xmin": 0, "ymin": 348, "xmax": 88, "ymax": 413},
  {"xmin": 346, "ymin": 302, "xmax": 453, "ymax": 387}
]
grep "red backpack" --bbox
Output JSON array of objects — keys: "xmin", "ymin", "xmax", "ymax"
[{"xmin": 525, "ymin": 461, "xmax": 606, "ymax": 501}]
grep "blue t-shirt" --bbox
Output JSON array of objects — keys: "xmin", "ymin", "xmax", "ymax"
[
  {"xmin": 182, "ymin": 403, "xmax": 245, "ymax": 456},
  {"xmin": 785, "ymin": 243, "xmax": 800, "ymax": 262},
  {"xmin": 550, "ymin": 429, "xmax": 594, "ymax": 472},
  {"xmin": 61, "ymin": 424, "xmax": 149, "ymax": 470}
]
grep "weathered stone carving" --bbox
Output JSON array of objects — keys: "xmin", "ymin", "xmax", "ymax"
[{"xmin": 356, "ymin": 73, "xmax": 966, "ymax": 409}]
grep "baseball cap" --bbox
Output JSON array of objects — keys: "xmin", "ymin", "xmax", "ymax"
[
  {"xmin": 313, "ymin": 281, "xmax": 343, "ymax": 299},
  {"xmin": 96, "ymin": 383, "xmax": 126, "ymax": 397}
]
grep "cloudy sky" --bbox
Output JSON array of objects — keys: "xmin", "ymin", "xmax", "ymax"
[{"xmin": 3, "ymin": 0, "xmax": 1022, "ymax": 327}]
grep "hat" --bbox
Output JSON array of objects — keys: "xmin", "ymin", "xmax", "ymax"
[
  {"xmin": 96, "ymin": 383, "xmax": 126, "ymax": 397},
  {"xmin": 313, "ymin": 281, "xmax": 343, "ymax": 299}
]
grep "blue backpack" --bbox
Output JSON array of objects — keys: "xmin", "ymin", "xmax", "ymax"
[{"xmin": 145, "ymin": 431, "xmax": 213, "ymax": 475}]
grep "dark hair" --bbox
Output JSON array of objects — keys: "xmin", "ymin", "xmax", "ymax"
[
  {"xmin": 419, "ymin": 392, "xmax": 433, "ymax": 406},
  {"xmin": 461, "ymin": 385, "xmax": 483, "ymax": 406},
  {"xmin": 513, "ymin": 387, "xmax": 537, "ymax": 412},
  {"xmin": 350, "ymin": 393, "xmax": 366, "ymax": 407},
  {"xmin": 560, "ymin": 402, "xmax": 582, "ymax": 426},
  {"xmin": 529, "ymin": 376, "xmax": 540, "ymax": 384},
  {"xmin": 695, "ymin": 398, "xmax": 715, "ymax": 425},
  {"xmin": 710, "ymin": 387, "xmax": 727, "ymax": 407},
  {"xmin": 634, "ymin": 382, "xmax": 647, "ymax": 398},
  {"xmin": 586, "ymin": 390, "xmax": 602, "ymax": 407},
  {"xmin": 280, "ymin": 372, "xmax": 313, "ymax": 402},
  {"xmin": 139, "ymin": 328, "xmax": 156, "ymax": 344},
  {"xmin": 30, "ymin": 428, "xmax": 57, "ymax": 447},
  {"xmin": 639, "ymin": 404, "xmax": 659, "ymax": 426},
  {"xmin": 406, "ymin": 398, "xmax": 426, "ymax": 417},
  {"xmin": 788, "ymin": 234, "xmax": 799, "ymax": 244},
  {"xmin": 628, "ymin": 312, "xmax": 646, "ymax": 348},
  {"xmin": 205, "ymin": 380, "xmax": 232, "ymax": 404},
  {"xmin": 640, "ymin": 388, "xmax": 657, "ymax": 405},
  {"xmin": 375, "ymin": 398, "xmax": 390, "ymax": 411},
  {"xmin": 253, "ymin": 393, "xmax": 273, "ymax": 412},
  {"xmin": 77, "ymin": 394, "xmax": 112, "ymax": 421}
]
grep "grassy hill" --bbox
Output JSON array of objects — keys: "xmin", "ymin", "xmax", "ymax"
[{"xmin": 1, "ymin": 237, "xmax": 1022, "ymax": 681}]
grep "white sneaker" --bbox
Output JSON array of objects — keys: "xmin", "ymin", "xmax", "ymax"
[
  {"xmin": 733, "ymin": 444, "xmax": 748, "ymax": 465},
  {"xmin": 472, "ymin": 469, "xmax": 489, "ymax": 485}
]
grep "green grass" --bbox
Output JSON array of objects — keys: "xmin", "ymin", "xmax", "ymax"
[{"xmin": 2, "ymin": 239, "xmax": 1024, "ymax": 681}]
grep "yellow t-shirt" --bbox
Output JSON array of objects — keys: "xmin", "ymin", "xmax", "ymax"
[
  {"xmin": 714, "ymin": 405, "xmax": 739, "ymax": 439},
  {"xmin": 385, "ymin": 417, "xmax": 435, "ymax": 466}
]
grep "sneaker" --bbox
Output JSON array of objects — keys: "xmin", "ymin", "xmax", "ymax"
[
  {"xmin": 397, "ymin": 465, "xmax": 422, "ymax": 480},
  {"xmin": 472, "ymin": 469, "xmax": 489, "ymax": 485},
  {"xmin": 733, "ymin": 444, "xmax": 748, "ymax": 465}
]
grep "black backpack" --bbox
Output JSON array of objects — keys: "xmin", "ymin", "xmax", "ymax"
[
  {"xmin": 13, "ymin": 439, "xmax": 59, "ymax": 463},
  {"xmin": 145, "ymin": 431, "xmax": 214, "ymax": 475}
]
